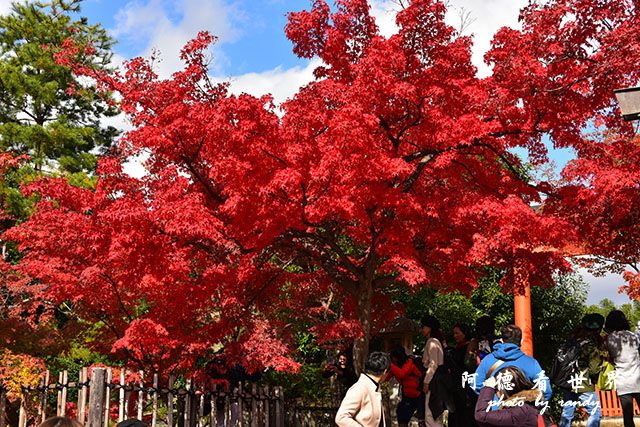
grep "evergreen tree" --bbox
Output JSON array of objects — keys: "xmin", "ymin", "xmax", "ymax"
[{"xmin": 0, "ymin": 0, "xmax": 118, "ymax": 222}]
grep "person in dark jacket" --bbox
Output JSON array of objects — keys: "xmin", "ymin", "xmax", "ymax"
[
  {"xmin": 421, "ymin": 314, "xmax": 455, "ymax": 427},
  {"xmin": 447, "ymin": 322, "xmax": 477, "ymax": 427},
  {"xmin": 207, "ymin": 355, "xmax": 261, "ymax": 427},
  {"xmin": 467, "ymin": 316, "xmax": 500, "ymax": 370},
  {"xmin": 323, "ymin": 351, "xmax": 358, "ymax": 395},
  {"xmin": 475, "ymin": 365, "xmax": 542, "ymax": 427},
  {"xmin": 387, "ymin": 345, "xmax": 425, "ymax": 427},
  {"xmin": 558, "ymin": 313, "xmax": 604, "ymax": 427}
]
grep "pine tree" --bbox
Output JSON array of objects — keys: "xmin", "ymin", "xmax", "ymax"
[{"xmin": 0, "ymin": 0, "xmax": 118, "ymax": 222}]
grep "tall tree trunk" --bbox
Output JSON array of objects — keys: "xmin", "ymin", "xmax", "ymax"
[{"xmin": 352, "ymin": 280, "xmax": 373, "ymax": 375}]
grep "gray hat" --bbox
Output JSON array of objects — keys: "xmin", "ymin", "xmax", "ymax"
[
  {"xmin": 116, "ymin": 420, "xmax": 148, "ymax": 427},
  {"xmin": 582, "ymin": 313, "xmax": 605, "ymax": 330}
]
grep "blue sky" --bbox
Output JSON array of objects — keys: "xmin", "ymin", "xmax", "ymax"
[
  {"xmin": 79, "ymin": 0, "xmax": 310, "ymax": 75},
  {"xmin": 0, "ymin": 0, "xmax": 628, "ymax": 306}
]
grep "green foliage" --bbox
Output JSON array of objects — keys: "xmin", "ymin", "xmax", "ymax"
[
  {"xmin": 394, "ymin": 270, "xmax": 587, "ymax": 369},
  {"xmin": 0, "ymin": 1, "xmax": 119, "ymax": 370},
  {"xmin": 0, "ymin": 0, "xmax": 119, "ymax": 223},
  {"xmin": 295, "ymin": 331, "xmax": 325, "ymax": 363},
  {"xmin": 260, "ymin": 364, "xmax": 330, "ymax": 401},
  {"xmin": 586, "ymin": 298, "xmax": 640, "ymax": 330},
  {"xmin": 530, "ymin": 273, "xmax": 587, "ymax": 370}
]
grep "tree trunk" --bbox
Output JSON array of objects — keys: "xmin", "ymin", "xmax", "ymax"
[{"xmin": 352, "ymin": 280, "xmax": 373, "ymax": 375}]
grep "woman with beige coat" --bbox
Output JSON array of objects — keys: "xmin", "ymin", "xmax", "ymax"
[{"xmin": 336, "ymin": 351, "xmax": 391, "ymax": 427}]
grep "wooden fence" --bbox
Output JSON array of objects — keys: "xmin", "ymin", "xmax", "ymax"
[
  {"xmin": 598, "ymin": 387, "xmax": 640, "ymax": 417},
  {"xmin": 4, "ymin": 369, "xmax": 636, "ymax": 426},
  {"xmin": 1, "ymin": 367, "xmax": 289, "ymax": 427}
]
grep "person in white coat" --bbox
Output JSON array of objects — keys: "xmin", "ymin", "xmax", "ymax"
[
  {"xmin": 605, "ymin": 310, "xmax": 640, "ymax": 427},
  {"xmin": 336, "ymin": 351, "xmax": 391, "ymax": 427},
  {"xmin": 421, "ymin": 314, "xmax": 445, "ymax": 427}
]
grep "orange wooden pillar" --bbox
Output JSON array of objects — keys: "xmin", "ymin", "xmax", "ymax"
[{"xmin": 514, "ymin": 282, "xmax": 534, "ymax": 357}]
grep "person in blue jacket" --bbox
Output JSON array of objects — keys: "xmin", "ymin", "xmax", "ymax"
[{"xmin": 472, "ymin": 324, "xmax": 552, "ymax": 403}]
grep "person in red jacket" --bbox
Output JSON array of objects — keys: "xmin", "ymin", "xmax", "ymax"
[{"xmin": 388, "ymin": 346, "xmax": 426, "ymax": 427}]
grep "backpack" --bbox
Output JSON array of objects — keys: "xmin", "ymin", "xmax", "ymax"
[
  {"xmin": 538, "ymin": 412, "xmax": 557, "ymax": 427},
  {"xmin": 526, "ymin": 401, "xmax": 557, "ymax": 427},
  {"xmin": 550, "ymin": 339, "xmax": 587, "ymax": 389},
  {"xmin": 409, "ymin": 355, "xmax": 427, "ymax": 387}
]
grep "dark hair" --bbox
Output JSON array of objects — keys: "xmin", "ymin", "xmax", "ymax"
[
  {"xmin": 501, "ymin": 325, "xmax": 522, "ymax": 345},
  {"xmin": 493, "ymin": 366, "xmax": 535, "ymax": 397},
  {"xmin": 571, "ymin": 325, "xmax": 605, "ymax": 349},
  {"xmin": 421, "ymin": 314, "xmax": 441, "ymax": 330},
  {"xmin": 453, "ymin": 322, "xmax": 471, "ymax": 341},
  {"xmin": 39, "ymin": 418, "xmax": 83, "ymax": 427},
  {"xmin": 605, "ymin": 310, "xmax": 631, "ymax": 332},
  {"xmin": 337, "ymin": 351, "xmax": 350, "ymax": 362},
  {"xmin": 389, "ymin": 345, "xmax": 409, "ymax": 366},
  {"xmin": 475, "ymin": 316, "xmax": 495, "ymax": 338},
  {"xmin": 422, "ymin": 315, "xmax": 445, "ymax": 343},
  {"xmin": 364, "ymin": 351, "xmax": 391, "ymax": 375}
]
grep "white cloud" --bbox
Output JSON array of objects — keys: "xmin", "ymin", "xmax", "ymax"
[
  {"xmin": 111, "ymin": 0, "xmax": 242, "ymax": 78},
  {"xmin": 108, "ymin": 0, "xmax": 531, "ymax": 99},
  {"xmin": 444, "ymin": 0, "xmax": 528, "ymax": 77},
  {"xmin": 579, "ymin": 267, "xmax": 632, "ymax": 306},
  {"xmin": 223, "ymin": 59, "xmax": 321, "ymax": 107},
  {"xmin": 369, "ymin": 0, "xmax": 528, "ymax": 77},
  {"xmin": 0, "ymin": 0, "xmax": 12, "ymax": 16},
  {"xmin": 369, "ymin": 0, "xmax": 401, "ymax": 38}
]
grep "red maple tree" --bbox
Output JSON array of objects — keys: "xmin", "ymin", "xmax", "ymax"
[
  {"xmin": 4, "ymin": 0, "xmax": 640, "ymax": 372},
  {"xmin": 548, "ymin": 130, "xmax": 640, "ymax": 300}
]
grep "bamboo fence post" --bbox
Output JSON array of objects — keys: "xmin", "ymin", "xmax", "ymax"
[
  {"xmin": 263, "ymin": 385, "xmax": 269, "ymax": 427},
  {"xmin": 39, "ymin": 370, "xmax": 49, "ymax": 423},
  {"xmin": 256, "ymin": 385, "xmax": 262, "ymax": 427},
  {"xmin": 236, "ymin": 383, "xmax": 243, "ymax": 427},
  {"xmin": 0, "ymin": 386, "xmax": 6, "ymax": 427},
  {"xmin": 119, "ymin": 370, "xmax": 125, "ymax": 422},
  {"xmin": 56, "ymin": 371, "xmax": 63, "ymax": 416},
  {"xmin": 210, "ymin": 383, "xmax": 216, "ymax": 427},
  {"xmin": 87, "ymin": 367, "xmax": 106, "ymax": 427},
  {"xmin": 274, "ymin": 387, "xmax": 283, "ymax": 427},
  {"xmin": 167, "ymin": 375, "xmax": 175, "ymax": 427},
  {"xmin": 198, "ymin": 391, "xmax": 204, "ymax": 427},
  {"xmin": 18, "ymin": 393, "xmax": 26, "ymax": 427},
  {"xmin": 78, "ymin": 366, "xmax": 89, "ymax": 424},
  {"xmin": 103, "ymin": 369, "xmax": 112, "ymax": 427},
  {"xmin": 287, "ymin": 399, "xmax": 294, "ymax": 427},
  {"xmin": 61, "ymin": 370, "xmax": 68, "ymax": 417},
  {"xmin": 124, "ymin": 372, "xmax": 131, "ymax": 421},
  {"xmin": 251, "ymin": 384, "xmax": 257, "ymax": 427},
  {"xmin": 137, "ymin": 371, "xmax": 144, "ymax": 420},
  {"xmin": 224, "ymin": 387, "xmax": 231, "ymax": 427},
  {"xmin": 184, "ymin": 379, "xmax": 192, "ymax": 427},
  {"xmin": 151, "ymin": 373, "xmax": 158, "ymax": 427}
]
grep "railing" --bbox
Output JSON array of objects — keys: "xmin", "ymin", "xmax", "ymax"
[
  {"xmin": 285, "ymin": 397, "xmax": 339, "ymax": 426},
  {"xmin": 2, "ymin": 367, "xmax": 285, "ymax": 427},
  {"xmin": 598, "ymin": 387, "xmax": 640, "ymax": 417}
]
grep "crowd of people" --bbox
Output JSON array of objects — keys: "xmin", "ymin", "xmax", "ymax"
[
  {"xmin": 34, "ymin": 309, "xmax": 640, "ymax": 427},
  {"xmin": 334, "ymin": 310, "xmax": 640, "ymax": 427}
]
